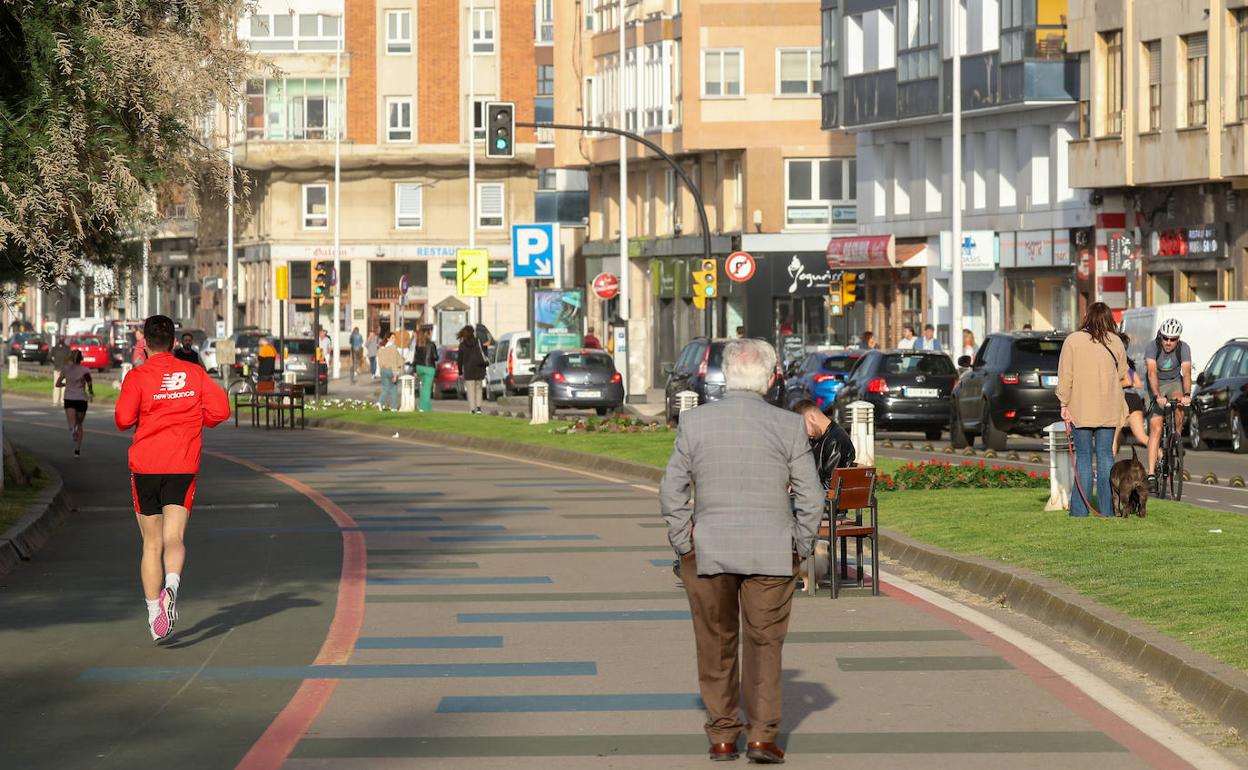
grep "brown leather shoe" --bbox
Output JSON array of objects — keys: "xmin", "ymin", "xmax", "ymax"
[
  {"xmin": 745, "ymin": 742, "xmax": 785, "ymax": 764},
  {"xmin": 708, "ymin": 742, "xmax": 739, "ymax": 761}
]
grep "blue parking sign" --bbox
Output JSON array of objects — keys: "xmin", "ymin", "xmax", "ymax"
[{"xmin": 512, "ymin": 224, "xmax": 557, "ymax": 279}]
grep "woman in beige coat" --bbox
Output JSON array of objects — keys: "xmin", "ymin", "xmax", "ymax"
[{"xmin": 1056, "ymin": 302, "xmax": 1127, "ymax": 517}]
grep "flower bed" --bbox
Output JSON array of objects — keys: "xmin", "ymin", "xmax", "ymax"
[
  {"xmin": 305, "ymin": 397, "xmax": 377, "ymax": 412},
  {"xmin": 552, "ymin": 414, "xmax": 671, "ymax": 435},
  {"xmin": 878, "ymin": 460, "xmax": 1048, "ymax": 492}
]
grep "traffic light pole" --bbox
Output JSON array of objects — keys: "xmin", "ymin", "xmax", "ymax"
[{"xmin": 313, "ymin": 296, "xmax": 321, "ymax": 400}]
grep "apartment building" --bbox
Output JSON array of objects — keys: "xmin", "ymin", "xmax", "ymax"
[
  {"xmin": 554, "ymin": 0, "xmax": 857, "ymax": 393},
  {"xmin": 1067, "ymin": 0, "xmax": 1247, "ymax": 309},
  {"xmin": 824, "ymin": 0, "xmax": 1090, "ymax": 345},
  {"xmin": 196, "ymin": 0, "xmax": 544, "ymax": 345}
]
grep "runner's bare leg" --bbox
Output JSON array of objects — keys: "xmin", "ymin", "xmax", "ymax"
[
  {"xmin": 161, "ymin": 505, "xmax": 189, "ymax": 577},
  {"xmin": 136, "ymin": 514, "xmax": 165, "ymax": 601}
]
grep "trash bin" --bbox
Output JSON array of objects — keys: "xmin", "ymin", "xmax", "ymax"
[
  {"xmin": 848, "ymin": 400, "xmax": 875, "ymax": 466},
  {"xmin": 282, "ymin": 371, "xmax": 298, "ymax": 386},
  {"xmin": 1044, "ymin": 421, "xmax": 1073, "ymax": 511},
  {"xmin": 529, "ymin": 381, "xmax": 550, "ymax": 425},
  {"xmin": 399, "ymin": 374, "xmax": 417, "ymax": 412}
]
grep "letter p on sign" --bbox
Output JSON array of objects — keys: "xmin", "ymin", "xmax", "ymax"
[{"xmin": 512, "ymin": 224, "xmax": 557, "ymax": 279}]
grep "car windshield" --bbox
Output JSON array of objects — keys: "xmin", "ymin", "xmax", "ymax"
[
  {"xmin": 72, "ymin": 336, "xmax": 101, "ymax": 346},
  {"xmin": 236, "ymin": 334, "xmax": 263, "ymax": 349},
  {"xmin": 560, "ymin": 352, "xmax": 613, "ymax": 369},
  {"xmin": 515, "ymin": 338, "xmax": 531, "ymax": 358},
  {"xmin": 821, "ymin": 355, "xmax": 860, "ymax": 373},
  {"xmin": 881, "ymin": 354, "xmax": 955, "ymax": 376},
  {"xmin": 444, "ymin": 349, "xmax": 458, "ymax": 361},
  {"xmin": 13, "ymin": 333, "xmax": 40, "ymax": 343},
  {"xmin": 1011, "ymin": 338, "xmax": 1064, "ymax": 370},
  {"xmin": 284, "ymin": 340, "xmax": 316, "ymax": 355}
]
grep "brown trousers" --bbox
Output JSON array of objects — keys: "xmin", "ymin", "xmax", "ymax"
[{"xmin": 680, "ymin": 551, "xmax": 798, "ymax": 744}]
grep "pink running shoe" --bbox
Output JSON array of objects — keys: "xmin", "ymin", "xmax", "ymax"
[{"xmin": 152, "ymin": 587, "xmax": 175, "ymax": 639}]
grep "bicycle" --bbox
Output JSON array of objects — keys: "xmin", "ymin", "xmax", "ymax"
[{"xmin": 1155, "ymin": 402, "xmax": 1184, "ymax": 502}]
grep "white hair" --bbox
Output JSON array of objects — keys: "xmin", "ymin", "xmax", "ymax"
[{"xmin": 723, "ymin": 338, "xmax": 777, "ymax": 394}]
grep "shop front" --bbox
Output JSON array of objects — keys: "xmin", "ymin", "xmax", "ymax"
[
  {"xmin": 1000, "ymin": 229, "xmax": 1077, "ymax": 332},
  {"xmin": 1142, "ymin": 224, "xmax": 1234, "ymax": 305},
  {"xmin": 932, "ymin": 231, "xmax": 1002, "ymax": 348},
  {"xmin": 826, "ymin": 235, "xmax": 926, "ymax": 348},
  {"xmin": 742, "ymin": 252, "xmax": 843, "ymax": 352}
]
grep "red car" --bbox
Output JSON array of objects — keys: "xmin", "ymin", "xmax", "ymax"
[
  {"xmin": 435, "ymin": 346, "xmax": 462, "ymax": 399},
  {"xmin": 69, "ymin": 335, "xmax": 110, "ymax": 370}
]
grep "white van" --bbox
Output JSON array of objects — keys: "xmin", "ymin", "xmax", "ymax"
[
  {"xmin": 485, "ymin": 331, "xmax": 534, "ymax": 399},
  {"xmin": 1120, "ymin": 302, "xmax": 1248, "ymax": 375}
]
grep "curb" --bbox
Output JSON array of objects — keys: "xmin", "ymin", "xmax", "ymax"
[
  {"xmin": 879, "ymin": 529, "xmax": 1248, "ymax": 738},
  {"xmin": 298, "ymin": 415, "xmax": 1248, "ymax": 736},
  {"xmin": 0, "ymin": 456, "xmax": 70, "ymax": 575}
]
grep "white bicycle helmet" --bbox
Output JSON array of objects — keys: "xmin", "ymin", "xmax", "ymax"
[{"xmin": 1159, "ymin": 318, "xmax": 1183, "ymax": 338}]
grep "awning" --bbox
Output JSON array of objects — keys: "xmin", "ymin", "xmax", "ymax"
[{"xmin": 825, "ymin": 235, "xmax": 895, "ymax": 269}]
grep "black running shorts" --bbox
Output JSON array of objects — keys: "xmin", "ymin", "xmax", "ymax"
[
  {"xmin": 131, "ymin": 473, "xmax": 197, "ymax": 517},
  {"xmin": 64, "ymin": 399, "xmax": 88, "ymax": 414},
  {"xmin": 1123, "ymin": 391, "xmax": 1144, "ymax": 415}
]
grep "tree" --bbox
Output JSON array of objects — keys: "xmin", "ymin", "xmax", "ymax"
[{"xmin": 0, "ymin": 0, "xmax": 252, "ymax": 287}]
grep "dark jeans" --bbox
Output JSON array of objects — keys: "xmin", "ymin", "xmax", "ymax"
[{"xmin": 1071, "ymin": 426, "xmax": 1115, "ymax": 517}]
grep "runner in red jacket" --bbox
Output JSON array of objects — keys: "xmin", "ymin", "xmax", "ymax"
[{"xmin": 116, "ymin": 315, "xmax": 230, "ymax": 641}]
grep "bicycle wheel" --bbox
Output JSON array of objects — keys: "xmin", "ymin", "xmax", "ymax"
[
  {"xmin": 1169, "ymin": 432, "xmax": 1184, "ymax": 501},
  {"xmin": 1155, "ymin": 430, "xmax": 1170, "ymax": 501},
  {"xmin": 227, "ymin": 379, "xmax": 254, "ymax": 396}
]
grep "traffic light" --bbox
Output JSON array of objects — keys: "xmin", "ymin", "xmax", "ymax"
[
  {"xmin": 842, "ymin": 272, "xmax": 857, "ymax": 305},
  {"xmin": 691, "ymin": 259, "xmax": 717, "ymax": 310},
  {"xmin": 311, "ymin": 260, "xmax": 334, "ymax": 299},
  {"xmin": 484, "ymin": 101, "xmax": 515, "ymax": 159}
]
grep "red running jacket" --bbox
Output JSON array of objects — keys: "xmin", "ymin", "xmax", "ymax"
[{"xmin": 115, "ymin": 351, "xmax": 231, "ymax": 474}]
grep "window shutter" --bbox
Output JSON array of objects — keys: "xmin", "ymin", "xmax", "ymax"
[
  {"xmin": 1148, "ymin": 40, "xmax": 1161, "ymax": 85},
  {"xmin": 396, "ymin": 183, "xmax": 422, "ymax": 228},
  {"xmin": 478, "ymin": 183, "xmax": 504, "ymax": 225},
  {"xmin": 1188, "ymin": 34, "xmax": 1207, "ymax": 59}
]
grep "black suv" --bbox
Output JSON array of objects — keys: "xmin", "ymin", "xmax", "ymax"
[
  {"xmin": 1190, "ymin": 338, "xmax": 1248, "ymax": 453},
  {"xmin": 951, "ymin": 331, "xmax": 1068, "ymax": 450},
  {"xmin": 664, "ymin": 337, "xmax": 785, "ymax": 422},
  {"xmin": 827, "ymin": 349, "xmax": 957, "ymax": 440}
]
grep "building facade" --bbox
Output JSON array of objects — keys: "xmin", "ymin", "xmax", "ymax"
[
  {"xmin": 554, "ymin": 0, "xmax": 858, "ymax": 394},
  {"xmin": 824, "ymin": 0, "xmax": 1090, "ymax": 347},
  {"xmin": 1067, "ymin": 0, "xmax": 1248, "ymax": 311}
]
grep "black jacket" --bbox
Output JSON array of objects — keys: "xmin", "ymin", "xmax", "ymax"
[
  {"xmin": 811, "ymin": 422, "xmax": 856, "ymax": 489},
  {"xmin": 412, "ymin": 341, "xmax": 438, "ymax": 369},
  {"xmin": 457, "ymin": 338, "xmax": 488, "ymax": 380}
]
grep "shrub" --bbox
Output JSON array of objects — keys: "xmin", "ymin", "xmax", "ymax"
[
  {"xmin": 878, "ymin": 460, "xmax": 1048, "ymax": 492},
  {"xmin": 553, "ymin": 414, "xmax": 671, "ymax": 435}
]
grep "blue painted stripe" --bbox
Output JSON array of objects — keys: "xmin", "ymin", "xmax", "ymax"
[
  {"xmin": 79, "ymin": 662, "xmax": 596, "ymax": 682},
  {"xmin": 207, "ymin": 524, "xmax": 506, "ymax": 534},
  {"xmin": 437, "ymin": 693, "xmax": 703, "ymax": 713},
  {"xmin": 650, "ymin": 559, "xmax": 677, "ymax": 567},
  {"xmin": 356, "ymin": 636, "xmax": 504, "ymax": 649},
  {"xmin": 459, "ymin": 611, "xmax": 691, "ymax": 623},
  {"xmin": 431, "ymin": 535, "xmax": 600, "ymax": 543},
  {"xmin": 352, "ymin": 515, "xmax": 444, "ymax": 522},
  {"xmin": 368, "ymin": 576, "xmax": 553, "ymax": 586},
  {"xmin": 402, "ymin": 505, "xmax": 549, "ymax": 513}
]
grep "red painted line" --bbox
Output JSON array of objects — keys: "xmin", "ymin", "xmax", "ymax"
[{"xmin": 878, "ymin": 579, "xmax": 1195, "ymax": 770}]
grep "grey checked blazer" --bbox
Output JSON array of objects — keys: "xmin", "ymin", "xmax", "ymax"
[{"xmin": 659, "ymin": 391, "xmax": 823, "ymax": 577}]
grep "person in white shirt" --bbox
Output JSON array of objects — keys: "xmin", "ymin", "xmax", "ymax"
[
  {"xmin": 961, "ymin": 329, "xmax": 977, "ymax": 360},
  {"xmin": 897, "ymin": 326, "xmax": 917, "ymax": 349}
]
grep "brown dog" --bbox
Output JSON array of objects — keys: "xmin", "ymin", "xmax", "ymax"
[{"xmin": 1109, "ymin": 446, "xmax": 1148, "ymax": 518}]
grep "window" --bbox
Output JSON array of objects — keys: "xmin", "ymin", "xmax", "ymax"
[
  {"xmin": 537, "ymin": 64, "xmax": 554, "ymax": 96},
  {"xmin": 535, "ymin": 0, "xmax": 554, "ymax": 44},
  {"xmin": 1146, "ymin": 40, "xmax": 1161, "ymax": 131},
  {"xmin": 303, "ymin": 184, "xmax": 329, "ymax": 229},
  {"xmin": 1185, "ymin": 33, "xmax": 1207, "ymax": 127},
  {"xmin": 395, "ymin": 183, "xmax": 423, "ymax": 228},
  {"xmin": 1001, "ymin": 0, "xmax": 1023, "ymax": 62},
  {"xmin": 1077, "ymin": 52, "xmax": 1090, "ymax": 138},
  {"xmin": 244, "ymin": 78, "xmax": 344, "ymax": 141},
  {"xmin": 1239, "ymin": 11, "xmax": 1248, "ymax": 120},
  {"xmin": 845, "ymin": 9, "xmax": 895, "ymax": 76},
  {"xmin": 898, "ymin": 0, "xmax": 938, "ymax": 81},
  {"xmin": 471, "ymin": 98, "xmax": 495, "ymax": 141},
  {"xmin": 247, "ymin": 13, "xmax": 339, "ymax": 51},
  {"xmin": 777, "ymin": 48, "xmax": 819, "ymax": 95},
  {"xmin": 821, "ymin": 5, "xmax": 840, "ymax": 127},
  {"xmin": 1102, "ymin": 31, "xmax": 1122, "ymax": 135},
  {"xmin": 477, "ymin": 183, "xmax": 504, "ymax": 228},
  {"xmin": 642, "ymin": 41, "xmax": 680, "ymax": 131},
  {"xmin": 702, "ymin": 49, "xmax": 743, "ymax": 97},
  {"xmin": 386, "ymin": 10, "xmax": 412, "ymax": 54},
  {"xmin": 473, "ymin": 9, "xmax": 496, "ymax": 54},
  {"xmin": 784, "ymin": 158, "xmax": 856, "ymax": 227},
  {"xmin": 386, "ymin": 97, "xmax": 412, "ymax": 142},
  {"xmin": 537, "ymin": 169, "xmax": 557, "ymax": 190}
]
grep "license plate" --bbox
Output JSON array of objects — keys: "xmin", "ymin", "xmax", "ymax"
[
  {"xmin": 23, "ymin": 344, "xmax": 37, "ymax": 350},
  {"xmin": 1042, "ymin": 375, "xmax": 1058, "ymax": 387},
  {"xmin": 577, "ymin": 390, "xmax": 602, "ymax": 399},
  {"xmin": 288, "ymin": 362, "xmax": 307, "ymax": 371},
  {"xmin": 905, "ymin": 387, "xmax": 939, "ymax": 398}
]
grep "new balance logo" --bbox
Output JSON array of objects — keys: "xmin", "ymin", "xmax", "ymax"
[{"xmin": 161, "ymin": 372, "xmax": 187, "ymax": 391}]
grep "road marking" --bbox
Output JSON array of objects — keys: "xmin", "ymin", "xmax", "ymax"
[
  {"xmin": 372, "ymin": 591, "xmax": 685, "ymax": 604},
  {"xmin": 1235, "ymin": 504, "xmax": 1248, "ymax": 510},
  {"xmin": 458, "ymin": 610, "xmax": 691, "ymax": 623},
  {"xmin": 367, "ymin": 576, "xmax": 552, "ymax": 586},
  {"xmin": 429, "ymin": 534, "xmax": 599, "ymax": 543},
  {"xmin": 1198, "ymin": 498, "xmax": 1217, "ymax": 503},
  {"xmin": 355, "ymin": 636, "xmax": 503, "ymax": 650},
  {"xmin": 435, "ymin": 693, "xmax": 703, "ymax": 713},
  {"xmin": 838, "ymin": 655, "xmax": 1012, "ymax": 672},
  {"xmin": 80, "ymin": 662, "xmax": 597, "ymax": 681},
  {"xmin": 13, "ymin": 410, "xmax": 47, "ymax": 416}
]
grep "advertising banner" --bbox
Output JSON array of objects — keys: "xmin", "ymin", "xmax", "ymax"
[{"xmin": 530, "ymin": 288, "xmax": 586, "ymax": 356}]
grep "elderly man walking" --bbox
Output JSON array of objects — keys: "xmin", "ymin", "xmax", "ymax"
[{"xmin": 660, "ymin": 338, "xmax": 823, "ymax": 764}]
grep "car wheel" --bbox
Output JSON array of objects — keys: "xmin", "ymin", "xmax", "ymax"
[
  {"xmin": 981, "ymin": 405, "xmax": 1008, "ymax": 451},
  {"xmin": 1232, "ymin": 411, "xmax": 1248, "ymax": 454},
  {"xmin": 1188, "ymin": 414, "xmax": 1206, "ymax": 451},
  {"xmin": 925, "ymin": 427, "xmax": 942, "ymax": 441},
  {"xmin": 949, "ymin": 408, "xmax": 969, "ymax": 449}
]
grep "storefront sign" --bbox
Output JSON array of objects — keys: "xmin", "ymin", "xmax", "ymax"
[
  {"xmin": 1053, "ymin": 232, "xmax": 1072, "ymax": 266},
  {"xmin": 772, "ymin": 252, "xmax": 837, "ymax": 295},
  {"xmin": 1015, "ymin": 230, "xmax": 1054, "ymax": 268},
  {"xmin": 939, "ymin": 231, "xmax": 996, "ymax": 271},
  {"xmin": 1107, "ymin": 232, "xmax": 1134, "ymax": 271},
  {"xmin": 1146, "ymin": 225, "xmax": 1227, "ymax": 260},
  {"xmin": 825, "ymin": 235, "xmax": 894, "ymax": 269},
  {"xmin": 1186, "ymin": 226, "xmax": 1225, "ymax": 259},
  {"xmin": 780, "ymin": 334, "xmax": 805, "ymax": 363}
]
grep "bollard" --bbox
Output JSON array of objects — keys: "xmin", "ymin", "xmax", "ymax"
[
  {"xmin": 529, "ymin": 381, "xmax": 550, "ymax": 425},
  {"xmin": 120, "ymin": 362, "xmax": 133, "ymax": 383},
  {"xmin": 676, "ymin": 390, "xmax": 699, "ymax": 415},
  {"xmin": 398, "ymin": 374, "xmax": 417, "ymax": 412},
  {"xmin": 848, "ymin": 401, "xmax": 875, "ymax": 466},
  {"xmin": 1044, "ymin": 421, "xmax": 1073, "ymax": 511},
  {"xmin": 282, "ymin": 371, "xmax": 298, "ymax": 386},
  {"xmin": 7, "ymin": 356, "xmax": 17, "ymax": 379}
]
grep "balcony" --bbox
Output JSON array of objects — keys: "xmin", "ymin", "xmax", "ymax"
[{"xmin": 1223, "ymin": 122, "xmax": 1248, "ymax": 180}]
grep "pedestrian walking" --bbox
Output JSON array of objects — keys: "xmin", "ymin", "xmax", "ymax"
[
  {"xmin": 659, "ymin": 338, "xmax": 822, "ymax": 764},
  {"xmin": 897, "ymin": 325, "xmax": 917, "ymax": 349},
  {"xmin": 56, "ymin": 350, "xmax": 93, "ymax": 458},
  {"xmin": 349, "ymin": 326, "xmax": 363, "ymax": 381},
  {"xmin": 318, "ymin": 328, "xmax": 333, "ymax": 372},
  {"xmin": 115, "ymin": 315, "xmax": 231, "ymax": 641},
  {"xmin": 50, "ymin": 336, "xmax": 71, "ymax": 405},
  {"xmin": 917, "ymin": 323, "xmax": 943, "ymax": 352},
  {"xmin": 1112, "ymin": 332, "xmax": 1150, "ymax": 456},
  {"xmin": 961, "ymin": 329, "xmax": 977, "ymax": 359},
  {"xmin": 376, "ymin": 332, "xmax": 403, "ymax": 410},
  {"xmin": 1056, "ymin": 302, "xmax": 1128, "ymax": 517},
  {"xmin": 412, "ymin": 328, "xmax": 439, "ymax": 413},
  {"xmin": 583, "ymin": 327, "xmax": 603, "ymax": 350},
  {"xmin": 456, "ymin": 325, "xmax": 488, "ymax": 414},
  {"xmin": 860, "ymin": 331, "xmax": 878, "ymax": 350},
  {"xmin": 365, "ymin": 330, "xmax": 380, "ymax": 379},
  {"xmin": 173, "ymin": 333, "xmax": 202, "ymax": 367},
  {"xmin": 132, "ymin": 328, "xmax": 148, "ymax": 366}
]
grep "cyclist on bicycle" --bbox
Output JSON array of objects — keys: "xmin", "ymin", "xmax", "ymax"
[{"xmin": 1145, "ymin": 318, "xmax": 1192, "ymax": 492}]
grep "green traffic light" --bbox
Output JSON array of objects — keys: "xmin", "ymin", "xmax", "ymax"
[{"xmin": 495, "ymin": 138, "xmax": 508, "ymax": 150}]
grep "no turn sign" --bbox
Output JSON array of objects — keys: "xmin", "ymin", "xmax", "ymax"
[{"xmin": 725, "ymin": 251, "xmax": 756, "ymax": 282}]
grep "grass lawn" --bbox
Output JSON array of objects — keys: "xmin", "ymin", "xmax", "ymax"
[
  {"xmin": 4, "ymin": 375, "xmax": 119, "ymax": 403},
  {"xmin": 0, "ymin": 452, "xmax": 49, "ymax": 533},
  {"xmin": 885, "ymin": 488, "xmax": 1248, "ymax": 671}
]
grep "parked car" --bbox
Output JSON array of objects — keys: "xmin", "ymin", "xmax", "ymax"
[
  {"xmin": 68, "ymin": 335, "xmax": 110, "ymax": 370},
  {"xmin": 280, "ymin": 338, "xmax": 329, "ymax": 392},
  {"xmin": 200, "ymin": 338, "xmax": 219, "ymax": 374},
  {"xmin": 1190, "ymin": 337, "xmax": 1248, "ymax": 453},
  {"xmin": 435, "ymin": 346, "xmax": 462, "ymax": 399},
  {"xmin": 663, "ymin": 337, "xmax": 787, "ymax": 422},
  {"xmin": 533, "ymin": 349, "xmax": 624, "ymax": 416},
  {"xmin": 103, "ymin": 320, "xmax": 143, "ymax": 366},
  {"xmin": 231, "ymin": 329, "xmax": 272, "ymax": 374},
  {"xmin": 784, "ymin": 351, "xmax": 864, "ymax": 409},
  {"xmin": 485, "ymin": 331, "xmax": 534, "ymax": 399},
  {"xmin": 828, "ymin": 349, "xmax": 956, "ymax": 440},
  {"xmin": 8, "ymin": 332, "xmax": 49, "ymax": 363},
  {"xmin": 950, "ymin": 331, "xmax": 1068, "ymax": 450}
]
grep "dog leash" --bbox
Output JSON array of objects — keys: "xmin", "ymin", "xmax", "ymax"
[{"xmin": 1064, "ymin": 421, "xmax": 1104, "ymax": 517}]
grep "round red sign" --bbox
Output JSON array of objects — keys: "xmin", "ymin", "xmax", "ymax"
[
  {"xmin": 592, "ymin": 272, "xmax": 620, "ymax": 300},
  {"xmin": 725, "ymin": 251, "xmax": 756, "ymax": 282}
]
